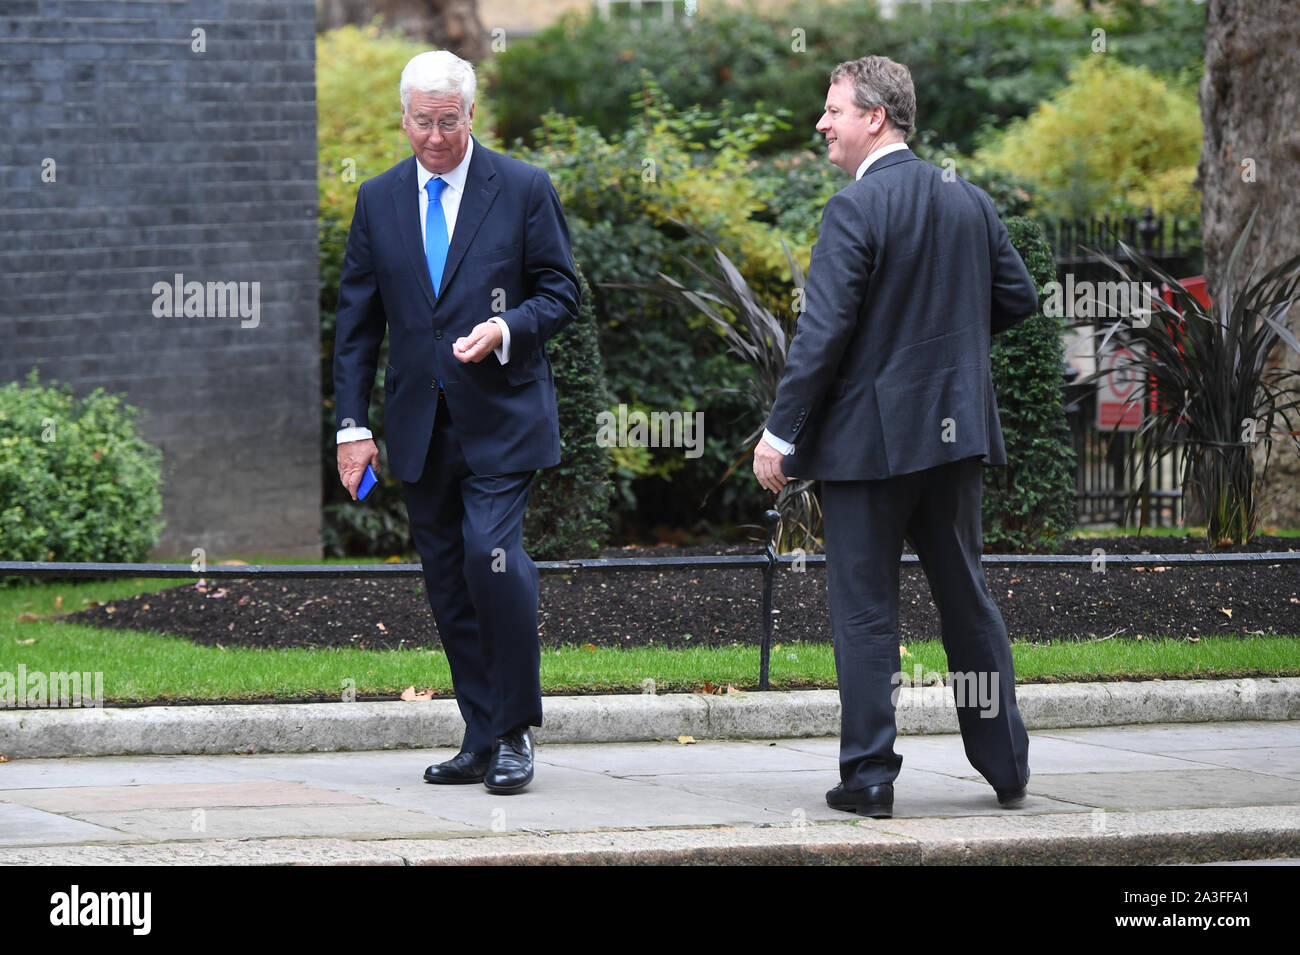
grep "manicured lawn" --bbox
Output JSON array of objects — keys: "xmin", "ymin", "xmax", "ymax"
[{"xmin": 2, "ymin": 577, "xmax": 1296, "ymax": 703}]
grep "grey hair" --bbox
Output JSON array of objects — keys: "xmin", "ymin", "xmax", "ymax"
[
  {"xmin": 399, "ymin": 50, "xmax": 476, "ymax": 115},
  {"xmin": 829, "ymin": 56, "xmax": 916, "ymax": 139}
]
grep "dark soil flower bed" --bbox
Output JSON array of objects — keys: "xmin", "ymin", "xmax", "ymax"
[{"xmin": 64, "ymin": 535, "xmax": 1300, "ymax": 650}]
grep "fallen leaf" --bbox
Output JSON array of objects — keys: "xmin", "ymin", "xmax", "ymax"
[
  {"xmin": 583, "ymin": 643, "xmax": 597, "ymax": 652},
  {"xmin": 726, "ymin": 684, "xmax": 744, "ymax": 695},
  {"xmin": 0, "ymin": 755, "xmax": 8, "ymax": 763},
  {"xmin": 104, "ymin": 606, "xmax": 115, "ymax": 615},
  {"xmin": 676, "ymin": 735, "xmax": 696, "ymax": 745},
  {"xmin": 217, "ymin": 559, "xmax": 249, "ymax": 566},
  {"xmin": 376, "ymin": 622, "xmax": 387, "ymax": 632},
  {"xmin": 401, "ymin": 686, "xmax": 434, "ymax": 702},
  {"xmin": 17, "ymin": 612, "xmax": 38, "ymax": 623},
  {"xmin": 15, "ymin": 638, "xmax": 35, "ymax": 646},
  {"xmin": 215, "ymin": 643, "xmax": 226, "ymax": 651},
  {"xmin": 1187, "ymin": 637, "xmax": 1200, "ymax": 643},
  {"xmin": 1220, "ymin": 608, "xmax": 1233, "ymax": 618},
  {"xmin": 899, "ymin": 645, "xmax": 912, "ymax": 658},
  {"xmin": 53, "ymin": 596, "xmax": 63, "ymax": 610}
]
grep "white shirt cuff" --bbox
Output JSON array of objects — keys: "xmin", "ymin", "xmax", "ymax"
[
  {"xmin": 762, "ymin": 429, "xmax": 795, "ymax": 456},
  {"xmin": 489, "ymin": 316, "xmax": 511, "ymax": 364},
  {"xmin": 336, "ymin": 426, "xmax": 374, "ymax": 444}
]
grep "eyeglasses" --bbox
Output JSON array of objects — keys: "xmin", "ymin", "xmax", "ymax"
[{"xmin": 406, "ymin": 114, "xmax": 468, "ymax": 135}]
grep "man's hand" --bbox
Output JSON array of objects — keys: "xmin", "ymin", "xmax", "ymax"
[
  {"xmin": 338, "ymin": 438, "xmax": 380, "ymax": 500},
  {"xmin": 453, "ymin": 320, "xmax": 504, "ymax": 363},
  {"xmin": 753, "ymin": 437, "xmax": 789, "ymax": 495}
]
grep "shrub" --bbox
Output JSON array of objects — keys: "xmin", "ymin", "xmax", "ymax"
[
  {"xmin": 0, "ymin": 370, "xmax": 163, "ymax": 574},
  {"xmin": 516, "ymin": 88, "xmax": 806, "ymax": 532},
  {"xmin": 490, "ymin": 0, "xmax": 1205, "ymax": 157},
  {"xmin": 974, "ymin": 57, "xmax": 1202, "ymax": 219},
  {"xmin": 983, "ymin": 218, "xmax": 1078, "ymax": 551},
  {"xmin": 524, "ymin": 266, "xmax": 615, "ymax": 558}
]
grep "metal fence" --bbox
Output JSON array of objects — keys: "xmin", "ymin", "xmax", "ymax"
[
  {"xmin": 5, "ymin": 511, "xmax": 1298, "ymax": 693},
  {"xmin": 1046, "ymin": 209, "xmax": 1197, "ymax": 526}
]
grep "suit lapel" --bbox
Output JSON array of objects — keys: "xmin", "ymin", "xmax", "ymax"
[
  {"xmin": 437, "ymin": 139, "xmax": 500, "ymax": 303},
  {"xmin": 391, "ymin": 157, "xmax": 439, "ymax": 314}
]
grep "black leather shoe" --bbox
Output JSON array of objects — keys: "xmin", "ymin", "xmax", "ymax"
[
  {"xmin": 423, "ymin": 750, "xmax": 490, "ymax": 784},
  {"xmin": 484, "ymin": 727, "xmax": 534, "ymax": 794},
  {"xmin": 996, "ymin": 769, "xmax": 1030, "ymax": 807},
  {"xmin": 826, "ymin": 782, "xmax": 893, "ymax": 818}
]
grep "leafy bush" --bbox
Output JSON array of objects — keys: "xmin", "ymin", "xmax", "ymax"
[
  {"xmin": 490, "ymin": 0, "xmax": 1205, "ymax": 157},
  {"xmin": 516, "ymin": 87, "xmax": 810, "ymax": 532},
  {"xmin": 524, "ymin": 266, "xmax": 615, "ymax": 558},
  {"xmin": 974, "ymin": 57, "xmax": 1201, "ymax": 219},
  {"xmin": 983, "ymin": 218, "xmax": 1078, "ymax": 550},
  {"xmin": 0, "ymin": 370, "xmax": 163, "ymax": 575}
]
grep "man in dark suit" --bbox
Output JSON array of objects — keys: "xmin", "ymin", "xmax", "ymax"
[
  {"xmin": 333, "ymin": 51, "xmax": 579, "ymax": 794},
  {"xmin": 754, "ymin": 56, "xmax": 1037, "ymax": 818}
]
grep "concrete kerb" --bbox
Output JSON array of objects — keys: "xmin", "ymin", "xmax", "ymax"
[
  {"xmin": 3, "ymin": 806, "xmax": 1298, "ymax": 866},
  {"xmin": 1, "ymin": 677, "xmax": 1298, "ymax": 760}
]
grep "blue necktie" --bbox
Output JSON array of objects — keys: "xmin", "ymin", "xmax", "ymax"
[{"xmin": 425, "ymin": 177, "xmax": 449, "ymax": 297}]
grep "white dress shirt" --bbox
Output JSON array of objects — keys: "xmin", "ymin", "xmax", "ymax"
[
  {"xmin": 338, "ymin": 138, "xmax": 512, "ymax": 445},
  {"xmin": 762, "ymin": 140, "xmax": 911, "ymax": 457}
]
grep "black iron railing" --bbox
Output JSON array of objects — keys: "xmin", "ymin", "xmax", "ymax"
[{"xmin": 4, "ymin": 510, "xmax": 1298, "ymax": 690}]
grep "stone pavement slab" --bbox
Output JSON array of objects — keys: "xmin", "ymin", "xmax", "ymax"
[{"xmin": 2, "ymin": 720, "xmax": 1299, "ymax": 864}]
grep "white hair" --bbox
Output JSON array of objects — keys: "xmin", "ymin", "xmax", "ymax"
[{"xmin": 399, "ymin": 50, "xmax": 476, "ymax": 115}]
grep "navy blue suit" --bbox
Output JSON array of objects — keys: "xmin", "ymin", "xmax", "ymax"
[
  {"xmin": 765, "ymin": 148, "xmax": 1036, "ymax": 795},
  {"xmin": 334, "ymin": 139, "xmax": 579, "ymax": 752}
]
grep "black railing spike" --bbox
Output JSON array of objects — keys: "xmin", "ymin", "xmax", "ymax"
[{"xmin": 759, "ymin": 508, "xmax": 781, "ymax": 691}]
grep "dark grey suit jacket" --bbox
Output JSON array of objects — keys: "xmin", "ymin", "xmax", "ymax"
[{"xmin": 766, "ymin": 147, "xmax": 1038, "ymax": 480}]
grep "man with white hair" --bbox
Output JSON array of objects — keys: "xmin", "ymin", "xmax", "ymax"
[{"xmin": 333, "ymin": 50, "xmax": 579, "ymax": 794}]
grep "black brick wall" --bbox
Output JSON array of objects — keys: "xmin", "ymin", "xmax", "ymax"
[{"xmin": 0, "ymin": 0, "xmax": 321, "ymax": 558}]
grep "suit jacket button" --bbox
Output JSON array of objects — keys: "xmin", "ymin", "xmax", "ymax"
[
  {"xmin": 435, "ymin": 329, "xmax": 443, "ymax": 340},
  {"xmin": 431, "ymin": 380, "xmax": 438, "ymax": 389}
]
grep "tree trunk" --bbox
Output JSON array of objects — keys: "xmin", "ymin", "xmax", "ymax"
[
  {"xmin": 317, "ymin": 0, "xmax": 489, "ymax": 62},
  {"xmin": 1198, "ymin": 0, "xmax": 1300, "ymax": 531}
]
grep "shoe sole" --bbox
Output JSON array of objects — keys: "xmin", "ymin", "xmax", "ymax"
[
  {"xmin": 483, "ymin": 774, "xmax": 534, "ymax": 794},
  {"xmin": 423, "ymin": 773, "xmax": 486, "ymax": 785},
  {"xmin": 827, "ymin": 802, "xmax": 892, "ymax": 819}
]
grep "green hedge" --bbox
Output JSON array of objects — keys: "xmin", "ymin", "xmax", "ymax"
[
  {"xmin": 983, "ymin": 217, "xmax": 1077, "ymax": 550},
  {"xmin": 523, "ymin": 266, "xmax": 615, "ymax": 558},
  {"xmin": 490, "ymin": 0, "xmax": 1204, "ymax": 156},
  {"xmin": 0, "ymin": 370, "xmax": 163, "ymax": 575}
]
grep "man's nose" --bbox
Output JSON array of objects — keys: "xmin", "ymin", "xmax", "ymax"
[{"xmin": 815, "ymin": 114, "xmax": 830, "ymax": 132}]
